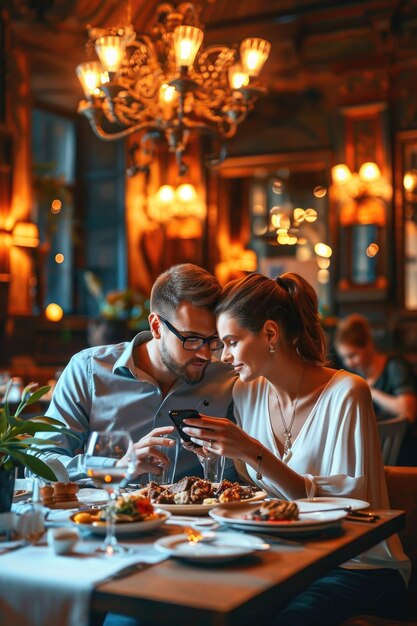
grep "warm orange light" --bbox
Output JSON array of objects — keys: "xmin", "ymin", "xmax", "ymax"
[
  {"xmin": 51, "ymin": 199, "xmax": 62, "ymax": 214},
  {"xmin": 240, "ymin": 38, "xmax": 271, "ymax": 76},
  {"xmin": 45, "ymin": 303, "xmax": 64, "ymax": 322},
  {"xmin": 228, "ymin": 64, "xmax": 250, "ymax": 89},
  {"xmin": 156, "ymin": 185, "xmax": 175, "ymax": 203},
  {"xmin": 331, "ymin": 164, "xmax": 352, "ymax": 185},
  {"xmin": 176, "ymin": 183, "xmax": 197, "ymax": 203},
  {"xmin": 313, "ymin": 186, "xmax": 327, "ymax": 198},
  {"xmin": 359, "ymin": 162, "xmax": 381, "ymax": 183},
  {"xmin": 366, "ymin": 243, "xmax": 379, "ymax": 257},
  {"xmin": 55, "ymin": 253, "xmax": 65, "ymax": 264},
  {"xmin": 173, "ymin": 25, "xmax": 203, "ymax": 68},
  {"xmin": 12, "ymin": 222, "xmax": 39, "ymax": 248},
  {"xmin": 404, "ymin": 170, "xmax": 417, "ymax": 192},
  {"xmin": 76, "ymin": 62, "xmax": 107, "ymax": 97},
  {"xmin": 95, "ymin": 36, "xmax": 125, "ymax": 72},
  {"xmin": 314, "ymin": 243, "xmax": 332, "ymax": 258}
]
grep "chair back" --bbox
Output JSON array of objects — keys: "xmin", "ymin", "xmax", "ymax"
[{"xmin": 377, "ymin": 415, "xmax": 408, "ymax": 465}]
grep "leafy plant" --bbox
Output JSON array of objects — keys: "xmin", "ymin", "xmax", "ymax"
[{"xmin": 0, "ymin": 382, "xmax": 72, "ymax": 482}]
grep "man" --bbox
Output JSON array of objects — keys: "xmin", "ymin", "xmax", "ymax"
[{"xmin": 44, "ymin": 264, "xmax": 236, "ymax": 480}]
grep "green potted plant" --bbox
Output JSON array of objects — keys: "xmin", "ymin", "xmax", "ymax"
[{"xmin": 0, "ymin": 381, "xmax": 71, "ymax": 512}]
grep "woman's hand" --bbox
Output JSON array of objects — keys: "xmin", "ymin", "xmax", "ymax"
[
  {"xmin": 117, "ymin": 425, "xmax": 176, "ymax": 476},
  {"xmin": 182, "ymin": 415, "xmax": 257, "ymax": 462}
]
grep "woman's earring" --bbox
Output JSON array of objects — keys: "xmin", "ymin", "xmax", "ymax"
[{"xmin": 269, "ymin": 344, "xmax": 275, "ymax": 354}]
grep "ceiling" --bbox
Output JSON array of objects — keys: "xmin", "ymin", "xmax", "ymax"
[{"xmin": 7, "ymin": 0, "xmax": 417, "ymax": 114}]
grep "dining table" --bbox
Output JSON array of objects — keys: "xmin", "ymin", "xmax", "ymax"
[{"xmin": 91, "ymin": 509, "xmax": 405, "ymax": 626}]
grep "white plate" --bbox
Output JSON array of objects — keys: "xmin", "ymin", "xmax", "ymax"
[
  {"xmin": 295, "ymin": 497, "xmax": 370, "ymax": 511},
  {"xmin": 154, "ymin": 531, "xmax": 269, "ymax": 562},
  {"xmin": 70, "ymin": 509, "xmax": 170, "ymax": 535},
  {"xmin": 209, "ymin": 503, "xmax": 347, "ymax": 536},
  {"xmin": 156, "ymin": 491, "xmax": 267, "ymax": 516},
  {"xmin": 77, "ymin": 488, "xmax": 109, "ymax": 505}
]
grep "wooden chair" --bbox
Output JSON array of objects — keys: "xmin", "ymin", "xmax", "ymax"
[
  {"xmin": 377, "ymin": 416, "xmax": 408, "ymax": 465},
  {"xmin": 343, "ymin": 466, "xmax": 417, "ymax": 625}
]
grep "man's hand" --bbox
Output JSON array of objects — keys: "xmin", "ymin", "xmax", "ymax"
[{"xmin": 116, "ymin": 425, "xmax": 176, "ymax": 476}]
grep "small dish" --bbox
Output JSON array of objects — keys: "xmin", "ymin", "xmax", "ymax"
[
  {"xmin": 154, "ymin": 531, "xmax": 269, "ymax": 562},
  {"xmin": 47, "ymin": 527, "xmax": 80, "ymax": 555}
]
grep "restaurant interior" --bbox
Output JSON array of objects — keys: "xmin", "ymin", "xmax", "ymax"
[{"xmin": 1, "ymin": 1, "xmax": 417, "ymax": 625}]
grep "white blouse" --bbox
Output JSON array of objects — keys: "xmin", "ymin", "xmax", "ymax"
[{"xmin": 232, "ymin": 370, "xmax": 411, "ymax": 583}]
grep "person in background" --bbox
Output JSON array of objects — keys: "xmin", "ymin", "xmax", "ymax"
[
  {"xmin": 334, "ymin": 314, "xmax": 417, "ymax": 466},
  {"xmin": 42, "ymin": 263, "xmax": 236, "ymax": 481},
  {"xmin": 334, "ymin": 313, "xmax": 417, "ymax": 424},
  {"xmin": 181, "ymin": 273, "xmax": 410, "ymax": 625}
]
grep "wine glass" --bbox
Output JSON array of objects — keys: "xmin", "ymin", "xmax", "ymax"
[{"xmin": 83, "ymin": 430, "xmax": 135, "ymax": 556}]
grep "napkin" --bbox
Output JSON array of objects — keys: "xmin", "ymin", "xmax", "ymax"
[{"xmin": 0, "ymin": 541, "xmax": 166, "ymax": 626}]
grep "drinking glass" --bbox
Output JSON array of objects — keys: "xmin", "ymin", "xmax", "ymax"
[
  {"xmin": 148, "ymin": 435, "xmax": 179, "ymax": 485},
  {"xmin": 200, "ymin": 454, "xmax": 225, "ymax": 484},
  {"xmin": 83, "ymin": 430, "xmax": 135, "ymax": 556}
]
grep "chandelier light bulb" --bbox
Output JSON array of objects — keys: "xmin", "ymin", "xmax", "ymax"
[
  {"xmin": 159, "ymin": 84, "xmax": 176, "ymax": 104},
  {"xmin": 228, "ymin": 64, "xmax": 250, "ymax": 89},
  {"xmin": 173, "ymin": 25, "xmax": 204, "ymax": 68},
  {"xmin": 76, "ymin": 62, "xmax": 104, "ymax": 97},
  {"xmin": 240, "ymin": 38, "xmax": 271, "ymax": 76},
  {"xmin": 359, "ymin": 162, "xmax": 381, "ymax": 183},
  {"xmin": 331, "ymin": 164, "xmax": 352, "ymax": 185},
  {"xmin": 95, "ymin": 35, "xmax": 126, "ymax": 72}
]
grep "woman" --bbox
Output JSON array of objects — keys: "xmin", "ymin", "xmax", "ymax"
[
  {"xmin": 183, "ymin": 272, "xmax": 410, "ymax": 626},
  {"xmin": 334, "ymin": 313, "xmax": 417, "ymax": 425}
]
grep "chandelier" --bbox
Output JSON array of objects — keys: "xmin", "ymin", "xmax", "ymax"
[{"xmin": 76, "ymin": 2, "xmax": 270, "ymax": 175}]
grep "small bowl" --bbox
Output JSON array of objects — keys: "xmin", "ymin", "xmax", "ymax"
[{"xmin": 47, "ymin": 527, "xmax": 80, "ymax": 555}]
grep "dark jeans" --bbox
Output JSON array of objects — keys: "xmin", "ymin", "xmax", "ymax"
[
  {"xmin": 103, "ymin": 567, "xmax": 406, "ymax": 626},
  {"xmin": 272, "ymin": 567, "xmax": 406, "ymax": 626}
]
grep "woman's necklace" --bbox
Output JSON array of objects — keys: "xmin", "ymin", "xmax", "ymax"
[{"xmin": 275, "ymin": 365, "xmax": 306, "ymax": 456}]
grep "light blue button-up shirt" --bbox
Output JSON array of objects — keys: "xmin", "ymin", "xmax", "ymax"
[{"xmin": 44, "ymin": 332, "xmax": 237, "ymax": 480}]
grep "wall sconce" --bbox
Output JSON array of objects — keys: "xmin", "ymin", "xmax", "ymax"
[
  {"xmin": 331, "ymin": 162, "xmax": 391, "ymax": 287},
  {"xmin": 11, "ymin": 222, "xmax": 40, "ymax": 248},
  {"xmin": 331, "ymin": 162, "xmax": 391, "ymax": 226},
  {"xmin": 148, "ymin": 183, "xmax": 206, "ymax": 228}
]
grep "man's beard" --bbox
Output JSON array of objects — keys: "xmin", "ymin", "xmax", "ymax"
[{"xmin": 160, "ymin": 342, "xmax": 208, "ymax": 384}]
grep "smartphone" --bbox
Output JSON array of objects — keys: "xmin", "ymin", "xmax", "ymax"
[{"xmin": 168, "ymin": 409, "xmax": 201, "ymax": 443}]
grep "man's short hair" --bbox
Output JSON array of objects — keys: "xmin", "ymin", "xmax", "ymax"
[{"xmin": 150, "ymin": 264, "xmax": 221, "ymax": 316}]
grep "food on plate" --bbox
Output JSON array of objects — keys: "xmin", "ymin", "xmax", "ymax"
[
  {"xmin": 248, "ymin": 499, "xmax": 299, "ymax": 522},
  {"xmin": 142, "ymin": 477, "xmax": 258, "ymax": 505},
  {"xmin": 72, "ymin": 494, "xmax": 158, "ymax": 525}
]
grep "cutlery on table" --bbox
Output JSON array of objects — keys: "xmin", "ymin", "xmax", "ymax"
[{"xmin": 299, "ymin": 507, "xmax": 379, "ymax": 520}]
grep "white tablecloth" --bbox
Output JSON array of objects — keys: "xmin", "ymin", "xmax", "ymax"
[{"xmin": 0, "ymin": 537, "xmax": 166, "ymax": 626}]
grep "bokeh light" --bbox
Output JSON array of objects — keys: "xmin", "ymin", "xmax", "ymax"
[{"xmin": 45, "ymin": 303, "xmax": 64, "ymax": 322}]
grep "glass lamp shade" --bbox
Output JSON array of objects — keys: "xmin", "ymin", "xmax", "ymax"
[
  {"xmin": 95, "ymin": 36, "xmax": 126, "ymax": 73},
  {"xmin": 173, "ymin": 25, "xmax": 204, "ymax": 68},
  {"xmin": 240, "ymin": 38, "xmax": 271, "ymax": 77},
  {"xmin": 76, "ymin": 62, "xmax": 106, "ymax": 98}
]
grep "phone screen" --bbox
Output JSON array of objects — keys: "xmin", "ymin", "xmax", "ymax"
[{"xmin": 168, "ymin": 409, "xmax": 200, "ymax": 442}]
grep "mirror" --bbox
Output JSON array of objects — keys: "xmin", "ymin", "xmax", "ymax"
[
  {"xmin": 396, "ymin": 131, "xmax": 417, "ymax": 310},
  {"xmin": 210, "ymin": 151, "xmax": 333, "ymax": 312}
]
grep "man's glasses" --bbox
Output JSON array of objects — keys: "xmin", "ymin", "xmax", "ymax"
[{"xmin": 159, "ymin": 316, "xmax": 224, "ymax": 351}]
